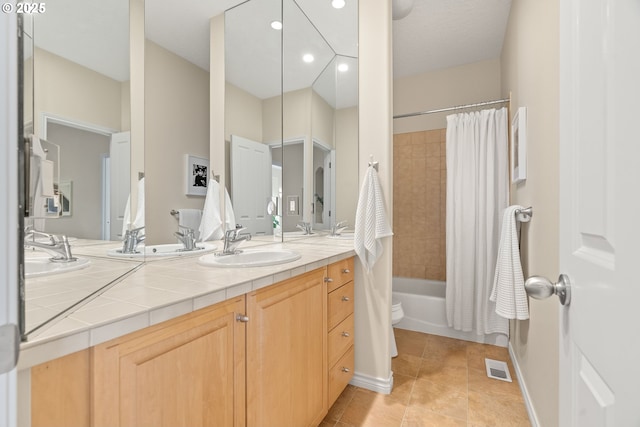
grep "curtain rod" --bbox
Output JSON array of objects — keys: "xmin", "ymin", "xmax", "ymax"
[{"xmin": 393, "ymin": 98, "xmax": 511, "ymax": 120}]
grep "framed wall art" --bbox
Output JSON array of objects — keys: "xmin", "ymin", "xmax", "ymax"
[{"xmin": 185, "ymin": 154, "xmax": 209, "ymax": 196}]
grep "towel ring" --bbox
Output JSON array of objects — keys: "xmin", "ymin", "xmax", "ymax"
[{"xmin": 515, "ymin": 206, "xmax": 533, "ymax": 223}]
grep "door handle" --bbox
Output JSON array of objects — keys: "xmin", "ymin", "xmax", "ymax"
[{"xmin": 524, "ymin": 274, "xmax": 571, "ymax": 306}]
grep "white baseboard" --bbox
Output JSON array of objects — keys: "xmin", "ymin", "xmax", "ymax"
[
  {"xmin": 349, "ymin": 371, "xmax": 394, "ymax": 395},
  {"xmin": 508, "ymin": 343, "xmax": 540, "ymax": 427}
]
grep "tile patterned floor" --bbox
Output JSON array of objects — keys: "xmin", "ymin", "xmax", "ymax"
[{"xmin": 322, "ymin": 329, "xmax": 531, "ymax": 427}]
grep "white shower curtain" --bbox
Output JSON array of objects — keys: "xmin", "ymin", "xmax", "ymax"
[{"xmin": 445, "ymin": 107, "xmax": 509, "ymax": 336}]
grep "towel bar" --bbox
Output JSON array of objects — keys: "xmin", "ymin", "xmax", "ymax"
[{"xmin": 170, "ymin": 210, "xmax": 179, "ymax": 217}]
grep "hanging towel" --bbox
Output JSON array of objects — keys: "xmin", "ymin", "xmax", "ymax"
[
  {"xmin": 490, "ymin": 205, "xmax": 529, "ymax": 320},
  {"xmin": 178, "ymin": 208, "xmax": 203, "ymax": 239},
  {"xmin": 354, "ymin": 165, "xmax": 393, "ymax": 272},
  {"xmin": 203, "ymin": 180, "xmax": 236, "ymax": 239},
  {"xmin": 121, "ymin": 177, "xmax": 146, "ymax": 238}
]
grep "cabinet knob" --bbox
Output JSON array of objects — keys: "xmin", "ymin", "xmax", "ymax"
[
  {"xmin": 342, "ymin": 269, "xmax": 350, "ymax": 274},
  {"xmin": 324, "ymin": 277, "xmax": 334, "ymax": 283},
  {"xmin": 341, "ymin": 331, "xmax": 350, "ymax": 337},
  {"xmin": 341, "ymin": 367, "xmax": 350, "ymax": 373},
  {"xmin": 236, "ymin": 314, "xmax": 249, "ymax": 323},
  {"xmin": 341, "ymin": 296, "xmax": 350, "ymax": 302}
]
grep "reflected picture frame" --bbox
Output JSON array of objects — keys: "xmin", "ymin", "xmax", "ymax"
[
  {"xmin": 511, "ymin": 107, "xmax": 527, "ymax": 184},
  {"xmin": 185, "ymin": 154, "xmax": 209, "ymax": 196}
]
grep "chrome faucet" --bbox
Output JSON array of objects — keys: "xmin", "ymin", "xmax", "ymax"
[
  {"xmin": 220, "ymin": 226, "xmax": 252, "ymax": 255},
  {"xmin": 24, "ymin": 229, "xmax": 75, "ymax": 262},
  {"xmin": 330, "ymin": 220, "xmax": 349, "ymax": 237},
  {"xmin": 297, "ymin": 221, "xmax": 313, "ymax": 235},
  {"xmin": 121, "ymin": 226, "xmax": 145, "ymax": 254},
  {"xmin": 174, "ymin": 226, "xmax": 197, "ymax": 251}
]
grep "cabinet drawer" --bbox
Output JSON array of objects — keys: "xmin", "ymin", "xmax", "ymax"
[
  {"xmin": 328, "ymin": 345, "xmax": 354, "ymax": 407},
  {"xmin": 328, "ymin": 314, "xmax": 354, "ymax": 367},
  {"xmin": 326, "ymin": 257, "xmax": 354, "ymax": 293},
  {"xmin": 328, "ymin": 281, "xmax": 354, "ymax": 331}
]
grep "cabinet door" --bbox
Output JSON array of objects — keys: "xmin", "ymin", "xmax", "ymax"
[
  {"xmin": 92, "ymin": 296, "xmax": 246, "ymax": 427},
  {"xmin": 247, "ymin": 268, "xmax": 327, "ymax": 427}
]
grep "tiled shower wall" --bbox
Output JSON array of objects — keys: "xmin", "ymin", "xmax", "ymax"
[{"xmin": 392, "ymin": 129, "xmax": 446, "ymax": 281}]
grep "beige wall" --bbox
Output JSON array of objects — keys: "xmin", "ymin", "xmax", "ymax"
[
  {"xmin": 311, "ymin": 90, "xmax": 335, "ymax": 148},
  {"xmin": 393, "ymin": 129, "xmax": 446, "ymax": 281},
  {"xmin": 353, "ymin": 0, "xmax": 393, "ymax": 387},
  {"xmin": 129, "ymin": 0, "xmax": 145, "ymax": 215},
  {"xmin": 501, "ymin": 0, "xmax": 560, "ymax": 426},
  {"xmin": 335, "ymin": 106, "xmax": 358, "ymax": 226},
  {"xmin": 34, "ymin": 48, "xmax": 124, "ymax": 135},
  {"xmin": 144, "ymin": 40, "xmax": 210, "ymax": 244},
  {"xmin": 393, "ymin": 59, "xmax": 502, "ymax": 134},
  {"xmin": 225, "ymin": 82, "xmax": 262, "ymax": 143}
]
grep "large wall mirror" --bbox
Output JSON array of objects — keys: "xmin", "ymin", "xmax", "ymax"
[
  {"xmin": 225, "ymin": 0, "xmax": 359, "ymax": 240},
  {"xmin": 20, "ymin": 0, "xmax": 358, "ymax": 338},
  {"xmin": 21, "ymin": 0, "xmax": 138, "ymax": 337}
]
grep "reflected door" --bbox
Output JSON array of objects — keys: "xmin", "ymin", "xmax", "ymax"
[
  {"xmin": 230, "ymin": 135, "xmax": 272, "ymax": 236},
  {"xmin": 109, "ymin": 131, "xmax": 130, "ymax": 241}
]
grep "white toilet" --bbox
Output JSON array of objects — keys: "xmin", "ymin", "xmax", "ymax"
[{"xmin": 390, "ymin": 299, "xmax": 405, "ymax": 358}]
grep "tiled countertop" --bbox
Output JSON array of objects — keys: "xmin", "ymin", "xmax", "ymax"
[{"xmin": 18, "ymin": 235, "xmax": 355, "ymax": 370}]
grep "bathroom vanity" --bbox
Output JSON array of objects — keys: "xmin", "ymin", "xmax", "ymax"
[{"xmin": 22, "ymin": 241, "xmax": 354, "ymax": 427}]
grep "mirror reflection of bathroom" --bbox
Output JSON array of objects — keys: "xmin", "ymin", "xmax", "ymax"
[
  {"xmin": 225, "ymin": 0, "xmax": 358, "ymax": 240},
  {"xmin": 22, "ymin": 0, "xmax": 139, "ymax": 337}
]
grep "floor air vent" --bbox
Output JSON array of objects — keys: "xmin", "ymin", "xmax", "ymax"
[{"xmin": 484, "ymin": 358, "xmax": 512, "ymax": 382}]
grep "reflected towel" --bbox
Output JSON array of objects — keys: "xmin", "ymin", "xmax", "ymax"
[
  {"xmin": 354, "ymin": 166, "xmax": 393, "ymax": 272},
  {"xmin": 199, "ymin": 179, "xmax": 227, "ymax": 241},
  {"xmin": 490, "ymin": 205, "xmax": 529, "ymax": 320},
  {"xmin": 178, "ymin": 208, "xmax": 203, "ymax": 239},
  {"xmin": 121, "ymin": 177, "xmax": 145, "ymax": 238}
]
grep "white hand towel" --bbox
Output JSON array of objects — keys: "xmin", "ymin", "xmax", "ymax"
[
  {"xmin": 178, "ymin": 208, "xmax": 203, "ymax": 239},
  {"xmin": 133, "ymin": 177, "xmax": 145, "ymax": 229},
  {"xmin": 354, "ymin": 166, "xmax": 393, "ymax": 272},
  {"xmin": 224, "ymin": 186, "xmax": 236, "ymax": 232},
  {"xmin": 121, "ymin": 177, "xmax": 145, "ymax": 238},
  {"xmin": 199, "ymin": 179, "xmax": 224, "ymax": 241},
  {"xmin": 490, "ymin": 205, "xmax": 529, "ymax": 320}
]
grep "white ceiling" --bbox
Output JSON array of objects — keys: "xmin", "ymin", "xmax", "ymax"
[{"xmin": 32, "ymin": 0, "xmax": 512, "ymax": 99}]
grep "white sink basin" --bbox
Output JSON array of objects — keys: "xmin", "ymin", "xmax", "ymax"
[
  {"xmin": 25, "ymin": 256, "xmax": 91, "ymax": 278},
  {"xmin": 107, "ymin": 243, "xmax": 217, "ymax": 258},
  {"xmin": 198, "ymin": 249, "xmax": 301, "ymax": 268}
]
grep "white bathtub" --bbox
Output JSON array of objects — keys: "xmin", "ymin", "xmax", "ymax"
[{"xmin": 392, "ymin": 277, "xmax": 508, "ymax": 347}]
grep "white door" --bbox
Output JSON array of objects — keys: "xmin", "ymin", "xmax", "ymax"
[
  {"xmin": 559, "ymin": 0, "xmax": 640, "ymax": 425},
  {"xmin": 1, "ymin": 11, "xmax": 18, "ymax": 427},
  {"xmin": 109, "ymin": 131, "xmax": 131, "ymax": 240},
  {"xmin": 230, "ymin": 135, "xmax": 272, "ymax": 235}
]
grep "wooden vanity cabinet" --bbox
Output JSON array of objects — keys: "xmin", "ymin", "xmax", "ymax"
[
  {"xmin": 246, "ymin": 268, "xmax": 327, "ymax": 427},
  {"xmin": 326, "ymin": 257, "xmax": 355, "ymax": 407},
  {"xmin": 30, "ymin": 257, "xmax": 355, "ymax": 427},
  {"xmin": 92, "ymin": 296, "xmax": 246, "ymax": 427}
]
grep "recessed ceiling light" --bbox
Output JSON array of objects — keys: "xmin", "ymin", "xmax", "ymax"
[
  {"xmin": 303, "ymin": 54, "xmax": 314, "ymax": 63},
  {"xmin": 270, "ymin": 20, "xmax": 282, "ymax": 30},
  {"xmin": 338, "ymin": 63, "xmax": 349, "ymax": 72},
  {"xmin": 332, "ymin": 0, "xmax": 346, "ymax": 9}
]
